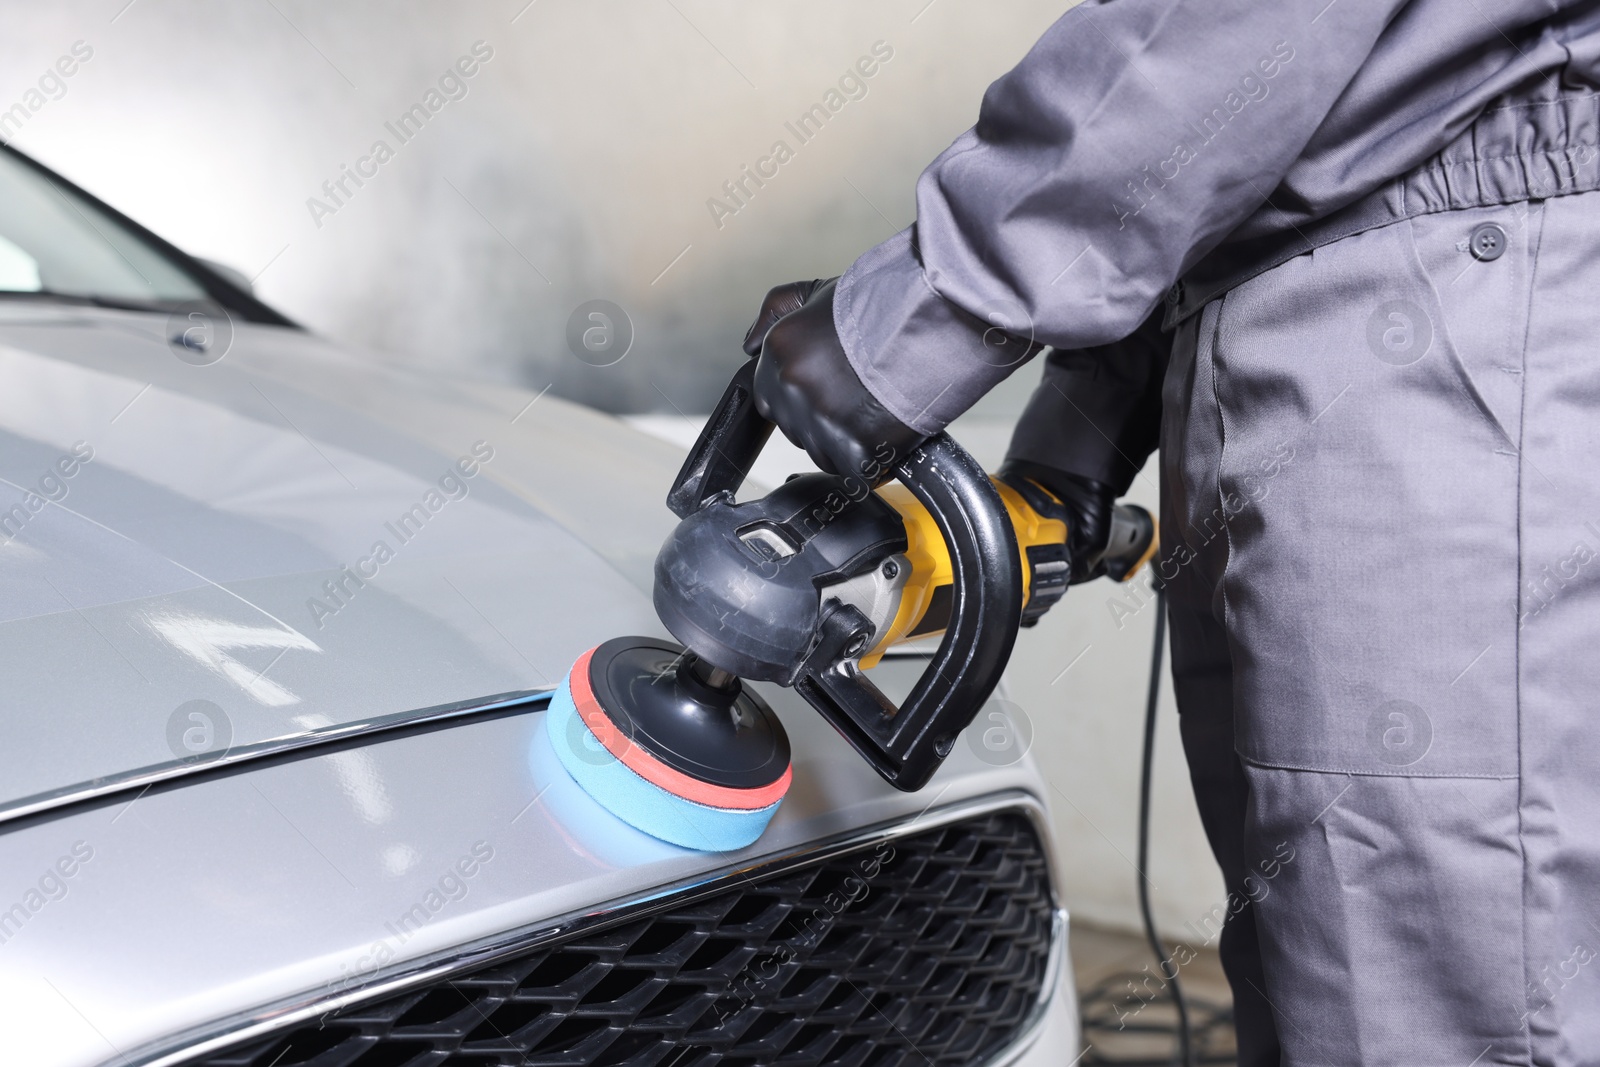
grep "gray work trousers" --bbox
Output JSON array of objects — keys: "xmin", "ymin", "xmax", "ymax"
[{"xmin": 1161, "ymin": 190, "xmax": 1600, "ymax": 1066}]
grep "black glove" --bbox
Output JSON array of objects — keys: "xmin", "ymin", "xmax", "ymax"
[
  {"xmin": 1001, "ymin": 310, "xmax": 1169, "ymax": 586},
  {"xmin": 997, "ymin": 459, "xmax": 1118, "ymax": 584},
  {"xmin": 742, "ymin": 278, "xmax": 924, "ymax": 486}
]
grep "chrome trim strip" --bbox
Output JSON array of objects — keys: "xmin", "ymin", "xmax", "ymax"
[
  {"xmin": 0, "ymin": 687, "xmax": 552, "ymax": 831},
  {"xmin": 126, "ymin": 791, "xmax": 1059, "ymax": 1067}
]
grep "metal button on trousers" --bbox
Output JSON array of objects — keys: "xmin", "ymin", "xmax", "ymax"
[{"xmin": 1470, "ymin": 221, "xmax": 1508, "ymax": 260}]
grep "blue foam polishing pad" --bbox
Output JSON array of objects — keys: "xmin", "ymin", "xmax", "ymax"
[{"xmin": 545, "ymin": 673, "xmax": 782, "ymax": 853}]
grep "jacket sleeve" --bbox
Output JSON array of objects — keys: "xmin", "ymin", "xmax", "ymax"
[
  {"xmin": 1005, "ymin": 309, "xmax": 1169, "ymax": 495},
  {"xmin": 833, "ymin": 0, "xmax": 1403, "ymax": 435}
]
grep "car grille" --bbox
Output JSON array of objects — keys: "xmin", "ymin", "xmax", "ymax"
[{"xmin": 181, "ymin": 808, "xmax": 1057, "ymax": 1067}]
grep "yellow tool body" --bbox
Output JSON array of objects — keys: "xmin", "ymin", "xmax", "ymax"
[{"xmin": 858, "ymin": 477, "xmax": 1156, "ymax": 668}]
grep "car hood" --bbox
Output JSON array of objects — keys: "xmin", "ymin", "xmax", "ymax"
[
  {"xmin": 0, "ymin": 305, "xmax": 1067, "ymax": 1067},
  {"xmin": 0, "ymin": 304, "xmax": 688, "ymax": 817}
]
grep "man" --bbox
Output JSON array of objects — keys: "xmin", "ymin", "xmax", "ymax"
[{"xmin": 740, "ymin": 1, "xmax": 1600, "ymax": 1063}]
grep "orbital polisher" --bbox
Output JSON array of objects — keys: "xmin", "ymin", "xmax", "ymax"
[{"xmin": 548, "ymin": 357, "xmax": 1156, "ymax": 851}]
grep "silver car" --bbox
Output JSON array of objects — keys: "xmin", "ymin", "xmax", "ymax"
[{"xmin": 0, "ymin": 144, "xmax": 1078, "ymax": 1066}]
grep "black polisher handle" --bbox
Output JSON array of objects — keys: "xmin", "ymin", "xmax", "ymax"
[
  {"xmin": 795, "ymin": 436, "xmax": 1024, "ymax": 791},
  {"xmin": 666, "ymin": 358, "xmax": 773, "ymax": 519},
  {"xmin": 664, "ymin": 359, "xmax": 1025, "ymax": 792}
]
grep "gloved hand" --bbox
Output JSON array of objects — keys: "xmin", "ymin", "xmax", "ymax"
[
  {"xmin": 997, "ymin": 459, "xmax": 1119, "ymax": 584},
  {"xmin": 742, "ymin": 278, "xmax": 924, "ymax": 486}
]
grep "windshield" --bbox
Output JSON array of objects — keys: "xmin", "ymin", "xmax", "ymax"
[{"xmin": 0, "ymin": 148, "xmax": 208, "ymax": 309}]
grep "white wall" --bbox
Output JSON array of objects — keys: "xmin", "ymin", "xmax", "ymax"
[
  {"xmin": 0, "ymin": 0, "xmax": 1070, "ymax": 413},
  {"xmin": 1, "ymin": 0, "xmax": 1226, "ymax": 936}
]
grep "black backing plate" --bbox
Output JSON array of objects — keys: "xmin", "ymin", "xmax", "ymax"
[{"xmin": 586, "ymin": 636, "xmax": 791, "ymax": 791}]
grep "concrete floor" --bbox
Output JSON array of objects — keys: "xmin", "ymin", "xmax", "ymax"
[{"xmin": 1069, "ymin": 922, "xmax": 1238, "ymax": 1065}]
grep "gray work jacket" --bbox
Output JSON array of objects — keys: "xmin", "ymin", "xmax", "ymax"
[{"xmin": 836, "ymin": 0, "xmax": 1600, "ymax": 450}]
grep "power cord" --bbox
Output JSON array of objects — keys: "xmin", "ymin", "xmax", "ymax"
[
  {"xmin": 1136, "ymin": 586, "xmax": 1191, "ymax": 1065},
  {"xmin": 1078, "ymin": 584, "xmax": 1236, "ymax": 1065},
  {"xmin": 1078, "ymin": 973, "xmax": 1236, "ymax": 1065}
]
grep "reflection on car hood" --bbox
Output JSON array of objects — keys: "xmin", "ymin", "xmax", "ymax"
[{"xmin": 0, "ymin": 305, "xmax": 689, "ymax": 814}]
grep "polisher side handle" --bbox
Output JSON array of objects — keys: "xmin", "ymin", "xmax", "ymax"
[
  {"xmin": 666, "ymin": 358, "xmax": 774, "ymax": 520},
  {"xmin": 797, "ymin": 433, "xmax": 1025, "ymax": 792}
]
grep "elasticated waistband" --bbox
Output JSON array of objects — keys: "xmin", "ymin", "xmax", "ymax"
[{"xmin": 1166, "ymin": 91, "xmax": 1600, "ymax": 327}]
